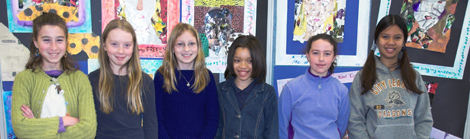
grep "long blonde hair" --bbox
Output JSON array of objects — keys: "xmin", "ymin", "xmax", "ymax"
[
  {"xmin": 158, "ymin": 23, "xmax": 210, "ymax": 94},
  {"xmin": 98, "ymin": 19, "xmax": 144, "ymax": 114}
]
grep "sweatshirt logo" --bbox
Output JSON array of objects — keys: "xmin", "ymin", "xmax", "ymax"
[
  {"xmin": 371, "ymin": 79, "xmax": 406, "ymax": 95},
  {"xmin": 377, "ymin": 108, "xmax": 412, "ymax": 118},
  {"xmin": 385, "ymin": 90, "xmax": 405, "ymax": 108}
]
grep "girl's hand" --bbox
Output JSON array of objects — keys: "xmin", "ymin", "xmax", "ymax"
[
  {"xmin": 63, "ymin": 116, "xmax": 79, "ymax": 127},
  {"xmin": 21, "ymin": 105, "xmax": 34, "ymax": 119}
]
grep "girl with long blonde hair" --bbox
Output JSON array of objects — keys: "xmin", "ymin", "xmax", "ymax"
[
  {"xmin": 154, "ymin": 23, "xmax": 218, "ymax": 138},
  {"xmin": 88, "ymin": 19, "xmax": 157, "ymax": 138}
]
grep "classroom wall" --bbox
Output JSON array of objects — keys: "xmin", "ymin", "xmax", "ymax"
[
  {"xmin": 1, "ymin": 0, "xmax": 469, "ymax": 138},
  {"xmin": 271, "ymin": 0, "xmax": 470, "ymax": 137}
]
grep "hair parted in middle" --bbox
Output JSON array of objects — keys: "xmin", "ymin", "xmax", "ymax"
[
  {"xmin": 360, "ymin": 14, "xmax": 422, "ymax": 95},
  {"xmin": 224, "ymin": 35, "xmax": 266, "ymax": 84},
  {"xmin": 158, "ymin": 22, "xmax": 210, "ymax": 94},
  {"xmin": 98, "ymin": 19, "xmax": 144, "ymax": 114},
  {"xmin": 304, "ymin": 33, "xmax": 339, "ymax": 74}
]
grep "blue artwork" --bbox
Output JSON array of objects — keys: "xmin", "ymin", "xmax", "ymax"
[
  {"xmin": 275, "ymin": 0, "xmax": 370, "ymax": 66},
  {"xmin": 3, "ymin": 91, "xmax": 15, "ymax": 139}
]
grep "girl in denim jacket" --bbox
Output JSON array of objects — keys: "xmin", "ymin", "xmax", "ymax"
[{"xmin": 216, "ymin": 35, "xmax": 279, "ymax": 139}]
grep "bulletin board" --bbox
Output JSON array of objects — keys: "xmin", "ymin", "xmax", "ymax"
[
  {"xmin": 0, "ymin": 1, "xmax": 269, "ymax": 137},
  {"xmin": 275, "ymin": 0, "xmax": 369, "ymax": 67},
  {"xmin": 272, "ymin": 0, "xmax": 470, "ymax": 138}
]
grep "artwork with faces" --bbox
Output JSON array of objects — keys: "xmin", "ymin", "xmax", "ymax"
[
  {"xmin": 180, "ymin": 0, "xmax": 256, "ymax": 73},
  {"xmin": 204, "ymin": 7, "xmax": 234, "ymax": 58},
  {"xmin": 192, "ymin": 0, "xmax": 249, "ymax": 59},
  {"xmin": 401, "ymin": 0, "xmax": 460, "ymax": 53},
  {"xmin": 293, "ymin": 0, "xmax": 346, "ymax": 43},
  {"xmin": 102, "ymin": 0, "xmax": 170, "ymax": 58}
]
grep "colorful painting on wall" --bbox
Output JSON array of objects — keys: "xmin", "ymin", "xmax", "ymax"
[
  {"xmin": 6, "ymin": 0, "xmax": 92, "ymax": 33},
  {"xmin": 101, "ymin": 0, "xmax": 179, "ymax": 58},
  {"xmin": 293, "ymin": 0, "xmax": 346, "ymax": 43},
  {"xmin": 276, "ymin": 0, "xmax": 369, "ymax": 67},
  {"xmin": 181, "ymin": 0, "xmax": 257, "ymax": 73},
  {"xmin": 3, "ymin": 91, "xmax": 15, "ymax": 139},
  {"xmin": 401, "ymin": 0, "xmax": 460, "ymax": 53},
  {"xmin": 378, "ymin": 0, "xmax": 469, "ymax": 79}
]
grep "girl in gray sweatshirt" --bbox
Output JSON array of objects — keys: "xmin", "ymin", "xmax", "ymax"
[{"xmin": 348, "ymin": 15, "xmax": 433, "ymax": 139}]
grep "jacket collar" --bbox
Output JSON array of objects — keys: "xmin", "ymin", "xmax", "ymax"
[
  {"xmin": 220, "ymin": 78, "xmax": 265, "ymax": 112},
  {"xmin": 304, "ymin": 68, "xmax": 332, "ymax": 82},
  {"xmin": 221, "ymin": 78, "xmax": 265, "ymax": 93}
]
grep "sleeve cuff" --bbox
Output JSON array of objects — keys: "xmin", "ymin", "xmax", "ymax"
[{"xmin": 58, "ymin": 117, "xmax": 66, "ymax": 133}]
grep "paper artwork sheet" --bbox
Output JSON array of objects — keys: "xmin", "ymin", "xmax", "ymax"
[
  {"xmin": 3, "ymin": 91, "xmax": 16, "ymax": 139},
  {"xmin": 293, "ymin": 0, "xmax": 346, "ymax": 43},
  {"xmin": 0, "ymin": 23, "xmax": 29, "ymax": 82},
  {"xmin": 401, "ymin": 0, "xmax": 460, "ymax": 53},
  {"xmin": 276, "ymin": 0, "xmax": 370, "ymax": 67},
  {"xmin": 182, "ymin": 0, "xmax": 257, "ymax": 73},
  {"xmin": 67, "ymin": 33, "xmax": 100, "ymax": 59},
  {"xmin": 6, "ymin": 0, "xmax": 92, "ymax": 33},
  {"xmin": 430, "ymin": 127, "xmax": 461, "ymax": 139},
  {"xmin": 276, "ymin": 70, "xmax": 359, "ymax": 96},
  {"xmin": 102, "ymin": 0, "xmax": 179, "ymax": 58}
]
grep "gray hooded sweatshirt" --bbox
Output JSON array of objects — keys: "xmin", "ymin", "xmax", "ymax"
[{"xmin": 348, "ymin": 56, "xmax": 433, "ymax": 139}]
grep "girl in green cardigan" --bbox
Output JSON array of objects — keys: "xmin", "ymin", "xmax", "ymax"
[{"xmin": 11, "ymin": 13, "xmax": 97, "ymax": 138}]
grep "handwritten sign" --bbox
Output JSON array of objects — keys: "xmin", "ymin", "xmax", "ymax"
[
  {"xmin": 205, "ymin": 57, "xmax": 227, "ymax": 73},
  {"xmin": 276, "ymin": 70, "xmax": 359, "ymax": 96},
  {"xmin": 138, "ymin": 44, "xmax": 165, "ymax": 58},
  {"xmin": 409, "ymin": 2, "xmax": 470, "ymax": 80},
  {"xmin": 331, "ymin": 70, "xmax": 358, "ymax": 83}
]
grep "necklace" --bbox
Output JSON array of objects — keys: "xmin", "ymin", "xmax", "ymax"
[
  {"xmin": 387, "ymin": 62, "xmax": 398, "ymax": 71},
  {"xmin": 179, "ymin": 70, "xmax": 194, "ymax": 87}
]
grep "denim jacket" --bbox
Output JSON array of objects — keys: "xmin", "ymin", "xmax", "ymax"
[{"xmin": 215, "ymin": 78, "xmax": 279, "ymax": 139}]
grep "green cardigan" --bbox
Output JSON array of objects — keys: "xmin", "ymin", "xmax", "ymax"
[{"xmin": 12, "ymin": 69, "xmax": 97, "ymax": 138}]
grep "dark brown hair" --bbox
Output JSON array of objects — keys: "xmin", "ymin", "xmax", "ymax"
[
  {"xmin": 224, "ymin": 35, "xmax": 266, "ymax": 84},
  {"xmin": 25, "ymin": 12, "xmax": 78, "ymax": 73},
  {"xmin": 361, "ymin": 14, "xmax": 423, "ymax": 95},
  {"xmin": 303, "ymin": 34, "xmax": 338, "ymax": 74}
]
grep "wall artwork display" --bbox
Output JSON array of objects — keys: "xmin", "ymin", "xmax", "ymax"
[
  {"xmin": 6, "ymin": 0, "xmax": 92, "ymax": 33},
  {"xmin": 101, "ymin": 0, "xmax": 179, "ymax": 58},
  {"xmin": 181, "ymin": 0, "xmax": 257, "ymax": 73},
  {"xmin": 379, "ymin": 0, "xmax": 469, "ymax": 79},
  {"xmin": 401, "ymin": 0, "xmax": 460, "ymax": 53},
  {"xmin": 88, "ymin": 59, "xmax": 163, "ymax": 79},
  {"xmin": 0, "ymin": 24, "xmax": 29, "ymax": 82},
  {"xmin": 293, "ymin": 0, "xmax": 345, "ymax": 43},
  {"xmin": 275, "ymin": 0, "xmax": 370, "ymax": 67},
  {"xmin": 2, "ymin": 91, "xmax": 15, "ymax": 139},
  {"xmin": 68, "ymin": 33, "xmax": 100, "ymax": 59}
]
